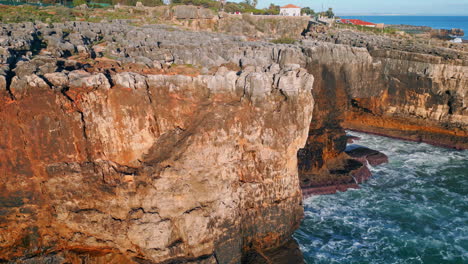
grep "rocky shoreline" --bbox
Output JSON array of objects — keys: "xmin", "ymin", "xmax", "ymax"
[{"xmin": 301, "ymin": 137, "xmax": 389, "ymax": 197}]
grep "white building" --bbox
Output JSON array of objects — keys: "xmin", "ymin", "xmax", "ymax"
[{"xmin": 280, "ymin": 4, "xmax": 301, "ymax": 16}]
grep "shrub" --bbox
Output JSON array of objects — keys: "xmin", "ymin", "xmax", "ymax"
[{"xmin": 172, "ymin": 0, "xmax": 221, "ymax": 9}]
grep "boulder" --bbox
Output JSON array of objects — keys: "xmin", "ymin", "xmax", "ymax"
[
  {"xmin": 10, "ymin": 74, "xmax": 50, "ymax": 99},
  {"xmin": 173, "ymin": 5, "xmax": 215, "ymax": 19},
  {"xmin": 346, "ymin": 145, "xmax": 389, "ymax": 166}
]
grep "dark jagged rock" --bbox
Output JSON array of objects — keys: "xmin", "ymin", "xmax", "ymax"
[
  {"xmin": 347, "ymin": 135, "xmax": 361, "ymax": 143},
  {"xmin": 346, "ymin": 145, "xmax": 389, "ymax": 167},
  {"xmin": 242, "ymin": 239, "xmax": 304, "ymax": 264},
  {"xmin": 430, "ymin": 28, "xmax": 465, "ymax": 39}
]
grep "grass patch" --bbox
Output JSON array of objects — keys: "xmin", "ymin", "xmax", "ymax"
[
  {"xmin": 0, "ymin": 5, "xmax": 142, "ymax": 24},
  {"xmin": 271, "ymin": 37, "xmax": 297, "ymax": 44},
  {"xmin": 0, "ymin": 5, "xmax": 74, "ymax": 23}
]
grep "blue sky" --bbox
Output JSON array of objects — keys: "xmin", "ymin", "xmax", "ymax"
[{"xmin": 250, "ymin": 0, "xmax": 468, "ymax": 15}]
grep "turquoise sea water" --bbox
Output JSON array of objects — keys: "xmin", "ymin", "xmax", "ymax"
[
  {"xmin": 295, "ymin": 132, "xmax": 468, "ymax": 264},
  {"xmin": 342, "ymin": 16, "xmax": 468, "ymax": 39}
]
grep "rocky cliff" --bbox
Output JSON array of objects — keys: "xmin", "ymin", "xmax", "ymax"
[
  {"xmin": 298, "ymin": 30, "xmax": 467, "ymax": 191},
  {"xmin": 303, "ymin": 29, "xmax": 467, "ymax": 148},
  {"xmin": 0, "ymin": 22, "xmax": 313, "ymax": 263},
  {"xmin": 0, "ymin": 18, "xmax": 467, "ymax": 263}
]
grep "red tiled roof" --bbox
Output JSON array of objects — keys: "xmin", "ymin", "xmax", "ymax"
[
  {"xmin": 340, "ymin": 19, "xmax": 376, "ymax": 26},
  {"xmin": 281, "ymin": 4, "xmax": 301, "ymax": 8}
]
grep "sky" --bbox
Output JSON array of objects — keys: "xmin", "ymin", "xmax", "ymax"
[{"xmin": 250, "ymin": 0, "xmax": 468, "ymax": 15}]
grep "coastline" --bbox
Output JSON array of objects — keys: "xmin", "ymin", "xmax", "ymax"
[
  {"xmin": 341, "ymin": 15, "xmax": 468, "ymax": 39},
  {"xmin": 0, "ymin": 3, "xmax": 466, "ymax": 263}
]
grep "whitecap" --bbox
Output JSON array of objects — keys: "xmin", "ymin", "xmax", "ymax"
[{"xmin": 295, "ymin": 131, "xmax": 468, "ymax": 263}]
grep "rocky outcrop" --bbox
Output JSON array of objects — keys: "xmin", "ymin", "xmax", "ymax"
[
  {"xmin": 345, "ymin": 146, "xmax": 388, "ymax": 167},
  {"xmin": 217, "ymin": 14, "xmax": 310, "ymax": 39},
  {"xmin": 430, "ymin": 28, "xmax": 465, "ymax": 39},
  {"xmin": 111, "ymin": 5, "xmax": 309, "ymax": 39},
  {"xmin": 340, "ymin": 47, "xmax": 467, "ymax": 149},
  {"xmin": 297, "ymin": 43, "xmax": 382, "ymax": 193},
  {"xmin": 298, "ymin": 33, "xmax": 467, "ymax": 192},
  {"xmin": 386, "ymin": 24, "xmax": 465, "ymax": 39},
  {"xmin": 0, "ymin": 22, "xmax": 314, "ymax": 263},
  {"xmin": 304, "ymin": 27, "xmax": 468, "ymax": 60},
  {"xmin": 173, "ymin": 5, "xmax": 216, "ymax": 19}
]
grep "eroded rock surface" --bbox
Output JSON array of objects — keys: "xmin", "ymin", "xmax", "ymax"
[
  {"xmin": 0, "ymin": 22, "xmax": 314, "ymax": 263},
  {"xmin": 298, "ymin": 32, "xmax": 467, "ymax": 193}
]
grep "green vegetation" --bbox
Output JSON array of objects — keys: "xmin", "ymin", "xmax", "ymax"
[
  {"xmin": 336, "ymin": 23, "xmax": 397, "ymax": 35},
  {"xmin": 172, "ymin": 0, "xmax": 220, "ymax": 9},
  {"xmin": 0, "ymin": 5, "xmax": 75, "ymax": 23},
  {"xmin": 72, "ymin": 0, "xmax": 86, "ymax": 6},
  {"xmin": 271, "ymin": 37, "xmax": 296, "ymax": 44},
  {"xmin": 317, "ymin": 7, "xmax": 334, "ymax": 18},
  {"xmin": 0, "ymin": 0, "xmax": 314, "ymax": 24},
  {"xmin": 266, "ymin": 4, "xmax": 279, "ymax": 15},
  {"xmin": 0, "ymin": 4, "xmax": 147, "ymax": 23},
  {"xmin": 301, "ymin": 7, "xmax": 314, "ymax": 16},
  {"xmin": 0, "ymin": 0, "xmax": 287, "ymax": 15},
  {"xmin": 242, "ymin": 0, "xmax": 257, "ymax": 8},
  {"xmin": 84, "ymin": 0, "xmax": 163, "ymax": 7},
  {"xmin": 224, "ymin": 2, "xmax": 263, "ymax": 14}
]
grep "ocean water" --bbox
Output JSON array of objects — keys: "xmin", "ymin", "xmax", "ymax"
[
  {"xmin": 295, "ymin": 131, "xmax": 468, "ymax": 264},
  {"xmin": 341, "ymin": 16, "xmax": 468, "ymax": 39}
]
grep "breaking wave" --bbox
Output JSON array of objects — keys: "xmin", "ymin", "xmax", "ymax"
[{"xmin": 295, "ymin": 131, "xmax": 468, "ymax": 264}]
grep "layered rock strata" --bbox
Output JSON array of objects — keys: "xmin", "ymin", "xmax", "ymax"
[
  {"xmin": 298, "ymin": 32, "xmax": 467, "ymax": 192},
  {"xmin": 0, "ymin": 22, "xmax": 314, "ymax": 263}
]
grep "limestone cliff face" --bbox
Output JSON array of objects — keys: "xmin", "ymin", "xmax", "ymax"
[
  {"xmin": 298, "ymin": 40, "xmax": 467, "ymax": 190},
  {"xmin": 0, "ymin": 23, "xmax": 314, "ymax": 263},
  {"xmin": 345, "ymin": 49, "xmax": 467, "ymax": 149},
  {"xmin": 0, "ymin": 70, "xmax": 313, "ymax": 263},
  {"xmin": 297, "ymin": 44, "xmax": 380, "ymax": 190},
  {"xmin": 300, "ymin": 31, "xmax": 467, "ymax": 148}
]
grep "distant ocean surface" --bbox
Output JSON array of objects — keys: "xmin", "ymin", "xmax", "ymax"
[{"xmin": 341, "ymin": 16, "xmax": 468, "ymax": 39}]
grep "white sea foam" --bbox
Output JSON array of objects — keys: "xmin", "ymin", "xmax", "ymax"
[{"xmin": 295, "ymin": 131, "xmax": 468, "ymax": 264}]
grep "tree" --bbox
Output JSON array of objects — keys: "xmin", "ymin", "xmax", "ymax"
[
  {"xmin": 301, "ymin": 7, "xmax": 314, "ymax": 15},
  {"xmin": 73, "ymin": 0, "xmax": 87, "ymax": 6},
  {"xmin": 242, "ymin": 0, "xmax": 257, "ymax": 8},
  {"xmin": 325, "ymin": 7, "xmax": 334, "ymax": 18},
  {"xmin": 266, "ymin": 3, "xmax": 280, "ymax": 15}
]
